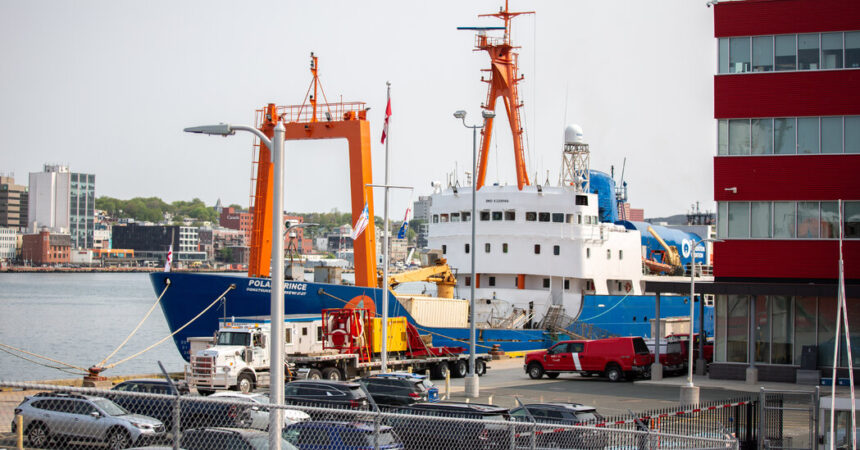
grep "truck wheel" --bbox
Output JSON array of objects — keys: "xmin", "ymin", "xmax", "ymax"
[
  {"xmin": 431, "ymin": 362, "xmax": 450, "ymax": 379},
  {"xmin": 475, "ymin": 359, "xmax": 486, "ymax": 376},
  {"xmin": 527, "ymin": 363, "xmax": 544, "ymax": 379},
  {"xmin": 306, "ymin": 369, "xmax": 323, "ymax": 380},
  {"xmin": 546, "ymin": 372, "xmax": 560, "ymax": 379},
  {"xmin": 237, "ymin": 373, "xmax": 255, "ymax": 394},
  {"xmin": 452, "ymin": 360, "xmax": 468, "ymax": 378},
  {"xmin": 322, "ymin": 367, "xmax": 343, "ymax": 380},
  {"xmin": 605, "ymin": 365, "xmax": 623, "ymax": 382}
]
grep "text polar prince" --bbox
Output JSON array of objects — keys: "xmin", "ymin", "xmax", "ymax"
[{"xmin": 246, "ymin": 279, "xmax": 308, "ymax": 295}]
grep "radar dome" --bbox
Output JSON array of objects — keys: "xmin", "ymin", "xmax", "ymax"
[{"xmin": 564, "ymin": 124, "xmax": 585, "ymax": 145}]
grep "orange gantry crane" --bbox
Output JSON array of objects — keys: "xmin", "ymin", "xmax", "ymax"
[
  {"xmin": 465, "ymin": 1, "xmax": 534, "ymax": 191},
  {"xmin": 247, "ymin": 54, "xmax": 377, "ymax": 288}
]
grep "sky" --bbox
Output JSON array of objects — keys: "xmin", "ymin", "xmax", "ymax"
[{"xmin": 0, "ymin": 1, "xmax": 716, "ymax": 219}]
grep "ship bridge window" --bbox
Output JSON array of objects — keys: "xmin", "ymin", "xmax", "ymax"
[
  {"xmin": 552, "ymin": 213, "xmax": 564, "ymax": 223},
  {"xmin": 465, "ymin": 243, "xmax": 470, "ymax": 254},
  {"xmin": 485, "ymin": 243, "xmax": 491, "ymax": 253},
  {"xmin": 538, "ymin": 212, "xmax": 550, "ymax": 222},
  {"xmin": 451, "ymin": 212, "xmax": 460, "ymax": 222},
  {"xmin": 553, "ymin": 245, "xmax": 560, "ymax": 256},
  {"xmin": 502, "ymin": 243, "xmax": 508, "ymax": 253},
  {"xmin": 586, "ymin": 248, "xmax": 591, "ymax": 258},
  {"xmin": 505, "ymin": 210, "xmax": 516, "ymax": 221},
  {"xmin": 492, "ymin": 211, "xmax": 503, "ymax": 221},
  {"xmin": 462, "ymin": 211, "xmax": 471, "ymax": 222},
  {"xmin": 565, "ymin": 214, "xmax": 573, "ymax": 223},
  {"xmin": 542, "ymin": 278, "xmax": 550, "ymax": 288},
  {"xmin": 564, "ymin": 279, "xmax": 570, "ymax": 290},
  {"xmin": 526, "ymin": 212, "xmax": 537, "ymax": 221},
  {"xmin": 480, "ymin": 211, "xmax": 491, "ymax": 221},
  {"xmin": 432, "ymin": 215, "xmax": 439, "ymax": 223},
  {"xmin": 440, "ymin": 214, "xmax": 449, "ymax": 223},
  {"xmin": 488, "ymin": 276, "xmax": 496, "ymax": 287},
  {"xmin": 442, "ymin": 245, "xmax": 447, "ymax": 254},
  {"xmin": 575, "ymin": 195, "xmax": 588, "ymax": 206},
  {"xmin": 534, "ymin": 244, "xmax": 541, "ymax": 254},
  {"xmin": 606, "ymin": 249, "xmax": 611, "ymax": 259}
]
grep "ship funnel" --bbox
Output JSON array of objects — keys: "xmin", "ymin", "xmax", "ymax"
[{"xmin": 564, "ymin": 124, "xmax": 585, "ymax": 145}]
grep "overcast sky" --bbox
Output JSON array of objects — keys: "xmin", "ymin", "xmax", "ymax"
[{"xmin": 0, "ymin": 1, "xmax": 715, "ymax": 218}]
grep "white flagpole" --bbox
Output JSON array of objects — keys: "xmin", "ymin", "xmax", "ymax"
[
  {"xmin": 837, "ymin": 200, "xmax": 856, "ymax": 450},
  {"xmin": 381, "ymin": 82, "xmax": 391, "ymax": 373}
]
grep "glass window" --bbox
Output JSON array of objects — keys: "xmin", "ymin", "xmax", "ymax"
[
  {"xmin": 492, "ymin": 211, "xmax": 503, "ymax": 221},
  {"xmin": 451, "ymin": 212, "xmax": 460, "ymax": 222},
  {"xmin": 818, "ymin": 297, "xmax": 837, "ymax": 366},
  {"xmin": 750, "ymin": 202, "xmax": 772, "ymax": 238},
  {"xmin": 820, "ymin": 201, "xmax": 839, "ymax": 238},
  {"xmin": 797, "ymin": 202, "xmax": 820, "ymax": 238},
  {"xmin": 752, "ymin": 36, "xmax": 774, "ymax": 71},
  {"xmin": 821, "ymin": 117, "xmax": 843, "ymax": 154},
  {"xmin": 442, "ymin": 245, "xmax": 446, "ymax": 254},
  {"xmin": 716, "ymin": 296, "xmax": 727, "ymax": 362},
  {"xmin": 845, "ymin": 116, "xmax": 860, "ymax": 154},
  {"xmin": 606, "ymin": 249, "xmax": 611, "ymax": 260},
  {"xmin": 845, "ymin": 201, "xmax": 860, "ymax": 238},
  {"xmin": 773, "ymin": 202, "xmax": 796, "ymax": 238},
  {"xmin": 488, "ymin": 276, "xmax": 495, "ymax": 286},
  {"xmin": 726, "ymin": 295, "xmax": 749, "ymax": 363},
  {"xmin": 821, "ymin": 32, "xmax": 843, "ymax": 69},
  {"xmin": 465, "ymin": 243, "xmax": 470, "ymax": 254},
  {"xmin": 502, "ymin": 243, "xmax": 508, "ymax": 253},
  {"xmin": 542, "ymin": 278, "xmax": 550, "ymax": 288},
  {"xmin": 729, "ymin": 119, "xmax": 750, "ymax": 155},
  {"xmin": 440, "ymin": 214, "xmax": 449, "ymax": 223},
  {"xmin": 729, "ymin": 37, "xmax": 750, "ymax": 73},
  {"xmin": 797, "ymin": 117, "xmax": 819, "ymax": 154},
  {"xmin": 485, "ymin": 243, "xmax": 491, "ymax": 253},
  {"xmin": 846, "ymin": 32, "xmax": 860, "ymax": 68},
  {"xmin": 718, "ymin": 38, "xmax": 729, "ymax": 74},
  {"xmin": 775, "ymin": 34, "xmax": 797, "ymax": 71},
  {"xmin": 553, "ymin": 245, "xmax": 560, "ymax": 256},
  {"xmin": 534, "ymin": 244, "xmax": 541, "ymax": 254},
  {"xmin": 751, "ymin": 119, "xmax": 773, "ymax": 154},
  {"xmin": 565, "ymin": 214, "xmax": 573, "ymax": 223},
  {"xmin": 794, "ymin": 296, "xmax": 817, "ymax": 365},
  {"xmin": 754, "ymin": 296, "xmax": 769, "ymax": 363},
  {"xmin": 728, "ymin": 202, "xmax": 750, "ymax": 238},
  {"xmin": 798, "ymin": 33, "xmax": 819, "ymax": 70},
  {"xmin": 432, "ymin": 215, "xmax": 439, "ymax": 223},
  {"xmin": 718, "ymin": 202, "xmax": 728, "ymax": 238},
  {"xmin": 480, "ymin": 211, "xmax": 490, "ymax": 221},
  {"xmin": 504, "ymin": 210, "xmax": 515, "ymax": 221},
  {"xmin": 771, "ymin": 296, "xmax": 793, "ymax": 364},
  {"xmin": 462, "ymin": 211, "xmax": 471, "ymax": 222},
  {"xmin": 538, "ymin": 212, "xmax": 550, "ymax": 222},
  {"xmin": 551, "ymin": 213, "xmax": 564, "ymax": 223},
  {"xmin": 718, "ymin": 120, "xmax": 728, "ymax": 155},
  {"xmin": 525, "ymin": 212, "xmax": 536, "ymax": 221},
  {"xmin": 774, "ymin": 118, "xmax": 796, "ymax": 154}
]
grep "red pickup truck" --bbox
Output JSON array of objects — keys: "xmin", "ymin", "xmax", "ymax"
[{"xmin": 524, "ymin": 337, "xmax": 653, "ymax": 382}]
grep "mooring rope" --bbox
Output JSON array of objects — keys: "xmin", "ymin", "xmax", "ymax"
[
  {"xmin": 96, "ymin": 279, "xmax": 171, "ymax": 368},
  {"xmin": 103, "ymin": 283, "xmax": 235, "ymax": 370},
  {"xmin": 0, "ymin": 342, "xmax": 89, "ymax": 373}
]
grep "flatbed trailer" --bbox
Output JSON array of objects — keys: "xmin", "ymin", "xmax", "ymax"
[{"xmin": 288, "ymin": 352, "xmax": 491, "ymax": 381}]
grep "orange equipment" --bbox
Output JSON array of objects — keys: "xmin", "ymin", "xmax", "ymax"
[
  {"xmin": 247, "ymin": 53, "xmax": 377, "ymax": 287},
  {"xmin": 468, "ymin": 1, "xmax": 534, "ymax": 191}
]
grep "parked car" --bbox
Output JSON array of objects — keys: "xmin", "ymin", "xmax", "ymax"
[
  {"xmin": 208, "ymin": 392, "xmax": 310, "ymax": 431},
  {"xmin": 108, "ymin": 378, "xmax": 237, "ymax": 430},
  {"xmin": 359, "ymin": 372, "xmax": 439, "ymax": 406},
  {"xmin": 389, "ymin": 401, "xmax": 511, "ymax": 449},
  {"xmin": 284, "ymin": 380, "xmax": 369, "ymax": 413},
  {"xmin": 645, "ymin": 337, "xmax": 687, "ymax": 375},
  {"xmin": 282, "ymin": 421, "xmax": 404, "ymax": 449},
  {"xmin": 525, "ymin": 337, "xmax": 652, "ymax": 381},
  {"xmin": 11, "ymin": 392, "xmax": 165, "ymax": 449},
  {"xmin": 510, "ymin": 402, "xmax": 608, "ymax": 448},
  {"xmin": 667, "ymin": 333, "xmax": 714, "ymax": 363},
  {"xmin": 181, "ymin": 427, "xmax": 297, "ymax": 450}
]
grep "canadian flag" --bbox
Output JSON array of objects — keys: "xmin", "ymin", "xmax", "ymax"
[
  {"xmin": 380, "ymin": 97, "xmax": 391, "ymax": 144},
  {"xmin": 350, "ymin": 203, "xmax": 370, "ymax": 240},
  {"xmin": 164, "ymin": 245, "xmax": 173, "ymax": 272}
]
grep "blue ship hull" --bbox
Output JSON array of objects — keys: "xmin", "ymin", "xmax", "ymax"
[{"xmin": 150, "ymin": 272, "xmax": 712, "ymax": 361}]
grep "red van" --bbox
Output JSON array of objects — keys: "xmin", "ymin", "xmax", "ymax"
[{"xmin": 524, "ymin": 337, "xmax": 652, "ymax": 382}]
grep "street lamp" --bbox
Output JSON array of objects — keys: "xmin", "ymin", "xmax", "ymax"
[
  {"xmin": 680, "ymin": 237, "xmax": 721, "ymax": 406},
  {"xmin": 453, "ymin": 108, "xmax": 495, "ymax": 398},
  {"xmin": 184, "ymin": 122, "xmax": 286, "ymax": 450}
]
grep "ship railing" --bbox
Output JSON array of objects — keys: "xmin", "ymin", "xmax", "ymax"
[
  {"xmin": 685, "ymin": 263, "xmax": 714, "ymax": 277},
  {"xmin": 273, "ymin": 102, "xmax": 367, "ymax": 125}
]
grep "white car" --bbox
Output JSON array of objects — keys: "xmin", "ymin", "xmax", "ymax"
[{"xmin": 208, "ymin": 392, "xmax": 309, "ymax": 431}]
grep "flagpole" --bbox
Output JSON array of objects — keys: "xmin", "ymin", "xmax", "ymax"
[{"xmin": 382, "ymin": 82, "xmax": 391, "ymax": 373}]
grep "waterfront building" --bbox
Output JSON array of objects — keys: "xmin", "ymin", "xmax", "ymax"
[
  {"xmin": 413, "ymin": 195, "xmax": 431, "ymax": 248},
  {"xmin": 709, "ymin": 0, "xmax": 860, "ymax": 382},
  {"xmin": 22, "ymin": 230, "xmax": 70, "ymax": 266},
  {"xmin": 112, "ymin": 223, "xmax": 206, "ymax": 266},
  {"xmin": 0, "ymin": 227, "xmax": 18, "ymax": 262},
  {"xmin": 0, "ymin": 176, "xmax": 28, "ymax": 230},
  {"xmin": 27, "ymin": 165, "xmax": 95, "ymax": 249},
  {"xmin": 219, "ymin": 207, "xmax": 252, "ymax": 244}
]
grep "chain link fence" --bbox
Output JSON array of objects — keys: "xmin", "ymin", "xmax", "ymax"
[{"xmin": 0, "ymin": 381, "xmax": 739, "ymax": 449}]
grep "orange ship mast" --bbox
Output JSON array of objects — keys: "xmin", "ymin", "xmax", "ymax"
[{"xmin": 465, "ymin": 1, "xmax": 534, "ymax": 190}]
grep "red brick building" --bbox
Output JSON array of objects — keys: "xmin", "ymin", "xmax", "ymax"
[
  {"xmin": 709, "ymin": 0, "xmax": 860, "ymax": 382},
  {"xmin": 219, "ymin": 207, "xmax": 253, "ymax": 244},
  {"xmin": 22, "ymin": 230, "xmax": 70, "ymax": 265}
]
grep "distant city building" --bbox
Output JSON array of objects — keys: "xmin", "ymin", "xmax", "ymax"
[
  {"xmin": 0, "ymin": 176, "xmax": 28, "ymax": 230},
  {"xmin": 22, "ymin": 230, "xmax": 70, "ymax": 265},
  {"xmin": 376, "ymin": 230, "xmax": 408, "ymax": 263},
  {"xmin": 219, "ymin": 207, "xmax": 252, "ymax": 244},
  {"xmin": 27, "ymin": 165, "xmax": 95, "ymax": 249},
  {"xmin": 0, "ymin": 227, "xmax": 18, "ymax": 261},
  {"xmin": 618, "ymin": 202, "xmax": 645, "ymax": 222},
  {"xmin": 413, "ymin": 195, "xmax": 432, "ymax": 248},
  {"xmin": 112, "ymin": 223, "xmax": 205, "ymax": 264}
]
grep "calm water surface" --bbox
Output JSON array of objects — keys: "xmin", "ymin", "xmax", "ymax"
[{"xmin": 0, "ymin": 273, "xmax": 187, "ymax": 381}]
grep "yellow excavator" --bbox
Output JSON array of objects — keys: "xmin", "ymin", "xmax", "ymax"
[
  {"xmin": 645, "ymin": 226, "xmax": 685, "ymax": 276},
  {"xmin": 377, "ymin": 259, "xmax": 457, "ymax": 299}
]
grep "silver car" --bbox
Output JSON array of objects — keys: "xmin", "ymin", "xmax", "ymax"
[
  {"xmin": 208, "ymin": 392, "xmax": 309, "ymax": 431},
  {"xmin": 12, "ymin": 392, "xmax": 165, "ymax": 449}
]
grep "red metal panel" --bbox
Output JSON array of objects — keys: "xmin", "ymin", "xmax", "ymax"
[
  {"xmin": 713, "ymin": 155, "xmax": 860, "ymax": 201},
  {"xmin": 713, "ymin": 240, "xmax": 860, "ymax": 279},
  {"xmin": 714, "ymin": 71, "xmax": 860, "ymax": 119},
  {"xmin": 714, "ymin": 0, "xmax": 860, "ymax": 37}
]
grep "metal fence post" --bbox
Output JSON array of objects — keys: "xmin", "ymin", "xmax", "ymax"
[
  {"xmin": 758, "ymin": 388, "xmax": 766, "ymax": 450},
  {"xmin": 813, "ymin": 386, "xmax": 820, "ymax": 450},
  {"xmin": 173, "ymin": 395, "xmax": 181, "ymax": 450},
  {"xmin": 530, "ymin": 420, "xmax": 536, "ymax": 450},
  {"xmin": 374, "ymin": 409, "xmax": 380, "ymax": 450}
]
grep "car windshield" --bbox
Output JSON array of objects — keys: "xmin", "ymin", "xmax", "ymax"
[
  {"xmin": 217, "ymin": 331, "xmax": 251, "ymax": 346},
  {"xmin": 574, "ymin": 410, "xmax": 602, "ymax": 423},
  {"xmin": 93, "ymin": 399, "xmax": 128, "ymax": 416},
  {"xmin": 248, "ymin": 436, "xmax": 295, "ymax": 450}
]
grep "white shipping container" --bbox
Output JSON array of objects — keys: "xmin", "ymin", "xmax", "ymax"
[{"xmin": 396, "ymin": 295, "xmax": 469, "ymax": 328}]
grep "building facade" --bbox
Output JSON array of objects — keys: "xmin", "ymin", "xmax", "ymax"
[
  {"xmin": 710, "ymin": 0, "xmax": 860, "ymax": 381},
  {"xmin": 0, "ymin": 176, "xmax": 28, "ymax": 230},
  {"xmin": 22, "ymin": 230, "xmax": 70, "ymax": 265},
  {"xmin": 0, "ymin": 227, "xmax": 18, "ymax": 262},
  {"xmin": 28, "ymin": 165, "xmax": 94, "ymax": 249},
  {"xmin": 112, "ymin": 223, "xmax": 205, "ymax": 264},
  {"xmin": 219, "ymin": 207, "xmax": 252, "ymax": 244}
]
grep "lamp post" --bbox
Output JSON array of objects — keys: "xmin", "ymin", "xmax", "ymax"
[
  {"xmin": 453, "ymin": 109, "xmax": 495, "ymax": 398},
  {"xmin": 680, "ymin": 237, "xmax": 721, "ymax": 406},
  {"xmin": 184, "ymin": 123, "xmax": 286, "ymax": 450},
  {"xmin": 285, "ymin": 222, "xmax": 317, "ymax": 281}
]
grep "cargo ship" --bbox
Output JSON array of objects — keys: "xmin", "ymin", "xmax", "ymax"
[{"xmin": 151, "ymin": 3, "xmax": 713, "ymax": 361}]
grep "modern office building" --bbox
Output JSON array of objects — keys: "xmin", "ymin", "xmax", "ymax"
[
  {"xmin": 709, "ymin": 0, "xmax": 860, "ymax": 382},
  {"xmin": 28, "ymin": 165, "xmax": 95, "ymax": 249},
  {"xmin": 0, "ymin": 176, "xmax": 28, "ymax": 230},
  {"xmin": 112, "ymin": 223, "xmax": 205, "ymax": 265}
]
